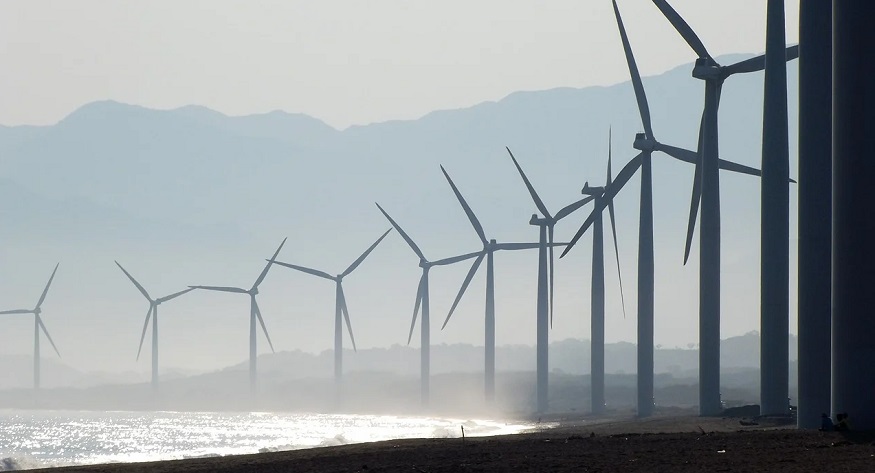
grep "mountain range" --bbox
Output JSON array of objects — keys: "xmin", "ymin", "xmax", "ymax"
[{"xmin": 0, "ymin": 53, "xmax": 800, "ymax": 375}]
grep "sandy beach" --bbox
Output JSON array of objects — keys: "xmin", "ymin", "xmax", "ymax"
[{"xmin": 39, "ymin": 413, "xmax": 875, "ymax": 472}]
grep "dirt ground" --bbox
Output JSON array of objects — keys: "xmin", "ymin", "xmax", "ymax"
[{"xmin": 42, "ymin": 415, "xmax": 875, "ymax": 472}]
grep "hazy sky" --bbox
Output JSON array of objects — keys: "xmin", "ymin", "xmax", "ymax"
[{"xmin": 1, "ymin": 0, "xmax": 799, "ymax": 129}]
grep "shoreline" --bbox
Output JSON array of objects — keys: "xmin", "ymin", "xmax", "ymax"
[{"xmin": 34, "ymin": 413, "xmax": 875, "ymax": 472}]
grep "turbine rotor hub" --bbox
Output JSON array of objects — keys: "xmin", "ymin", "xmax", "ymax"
[
  {"xmin": 633, "ymin": 133, "xmax": 658, "ymax": 152},
  {"xmin": 692, "ymin": 57, "xmax": 723, "ymax": 81}
]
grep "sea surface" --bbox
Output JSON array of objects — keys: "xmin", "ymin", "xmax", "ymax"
[{"xmin": 0, "ymin": 409, "xmax": 532, "ymax": 470}]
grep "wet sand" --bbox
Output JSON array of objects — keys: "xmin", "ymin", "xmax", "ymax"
[{"xmin": 43, "ymin": 415, "xmax": 875, "ymax": 472}]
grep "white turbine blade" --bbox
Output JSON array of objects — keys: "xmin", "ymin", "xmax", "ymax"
[
  {"xmin": 189, "ymin": 285, "xmax": 248, "ymax": 294},
  {"xmin": 724, "ymin": 45, "xmax": 799, "ymax": 76},
  {"xmin": 376, "ymin": 203, "xmax": 427, "ymax": 261},
  {"xmin": 253, "ymin": 298, "xmax": 275, "ymax": 354},
  {"xmin": 136, "ymin": 305, "xmax": 153, "ymax": 361},
  {"xmin": 431, "ymin": 251, "xmax": 482, "ymax": 266},
  {"xmin": 408, "ymin": 273, "xmax": 425, "ymax": 345},
  {"xmin": 440, "ymin": 165, "xmax": 488, "ymax": 245},
  {"xmin": 613, "ymin": 0, "xmax": 654, "ymax": 140},
  {"xmin": 37, "ymin": 315, "xmax": 61, "ymax": 358},
  {"xmin": 555, "ymin": 195, "xmax": 595, "ymax": 221},
  {"xmin": 506, "ymin": 147, "xmax": 552, "ymax": 219},
  {"xmin": 342, "ymin": 228, "xmax": 393, "ymax": 277},
  {"xmin": 272, "ymin": 260, "xmax": 335, "ymax": 280},
  {"xmin": 495, "ymin": 242, "xmax": 540, "ymax": 250},
  {"xmin": 651, "ymin": 0, "xmax": 711, "ymax": 59},
  {"xmin": 338, "ymin": 284, "xmax": 357, "ymax": 352},
  {"xmin": 0, "ymin": 309, "xmax": 33, "ymax": 315},
  {"xmin": 253, "ymin": 237, "xmax": 288, "ymax": 289},
  {"xmin": 35, "ymin": 263, "xmax": 59, "ymax": 310},
  {"xmin": 115, "ymin": 261, "xmax": 151, "ymax": 302},
  {"xmin": 157, "ymin": 287, "xmax": 196, "ymax": 304},
  {"xmin": 441, "ymin": 252, "xmax": 484, "ymax": 330}
]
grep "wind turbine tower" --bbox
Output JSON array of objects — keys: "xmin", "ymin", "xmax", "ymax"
[
  {"xmin": 0, "ymin": 264, "xmax": 62, "ymax": 391},
  {"xmin": 270, "ymin": 228, "xmax": 392, "ymax": 383},
  {"xmin": 377, "ymin": 203, "xmax": 480, "ymax": 407},
  {"xmin": 506, "ymin": 149, "xmax": 593, "ymax": 413},
  {"xmin": 190, "ymin": 238, "xmax": 287, "ymax": 393},
  {"xmin": 115, "ymin": 261, "xmax": 195, "ymax": 390},
  {"xmin": 579, "ymin": 132, "xmax": 626, "ymax": 414},
  {"xmin": 439, "ymin": 165, "xmax": 548, "ymax": 403}
]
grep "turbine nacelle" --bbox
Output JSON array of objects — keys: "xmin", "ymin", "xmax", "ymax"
[
  {"xmin": 529, "ymin": 214, "xmax": 550, "ymax": 226},
  {"xmin": 633, "ymin": 133, "xmax": 658, "ymax": 152},
  {"xmin": 249, "ymin": 287, "xmax": 259, "ymax": 296},
  {"xmin": 692, "ymin": 57, "xmax": 723, "ymax": 80},
  {"xmin": 581, "ymin": 183, "xmax": 606, "ymax": 196}
]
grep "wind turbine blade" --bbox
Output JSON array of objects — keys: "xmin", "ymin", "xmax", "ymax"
[
  {"xmin": 561, "ymin": 152, "xmax": 645, "ymax": 258},
  {"xmin": 376, "ymin": 203, "xmax": 427, "ymax": 261},
  {"xmin": 431, "ymin": 251, "xmax": 482, "ymax": 266},
  {"xmin": 718, "ymin": 159, "xmax": 762, "ymax": 177},
  {"xmin": 607, "ymin": 198, "xmax": 626, "ymax": 319},
  {"xmin": 683, "ymin": 161, "xmax": 702, "ymax": 265},
  {"xmin": 338, "ymin": 284, "xmax": 357, "ymax": 352},
  {"xmin": 724, "ymin": 45, "xmax": 799, "ymax": 76},
  {"xmin": 37, "ymin": 316, "xmax": 61, "ymax": 358},
  {"xmin": 0, "ymin": 309, "xmax": 33, "ymax": 314},
  {"xmin": 115, "ymin": 261, "xmax": 151, "ymax": 301},
  {"xmin": 272, "ymin": 261, "xmax": 335, "ymax": 281},
  {"xmin": 655, "ymin": 143, "xmax": 697, "ymax": 164},
  {"xmin": 548, "ymin": 225, "xmax": 555, "ymax": 328},
  {"xmin": 613, "ymin": 0, "xmax": 654, "ymax": 140},
  {"xmin": 506, "ymin": 147, "xmax": 552, "ymax": 219},
  {"xmin": 136, "ymin": 305, "xmax": 153, "ymax": 361},
  {"xmin": 408, "ymin": 274, "xmax": 425, "ymax": 345},
  {"xmin": 496, "ymin": 243, "xmax": 541, "ymax": 250},
  {"xmin": 253, "ymin": 299, "xmax": 275, "ymax": 354},
  {"xmin": 441, "ymin": 252, "xmax": 485, "ymax": 330},
  {"xmin": 651, "ymin": 0, "xmax": 711, "ymax": 59},
  {"xmin": 157, "ymin": 287, "xmax": 196, "ymax": 304},
  {"xmin": 253, "ymin": 238, "xmax": 288, "ymax": 289},
  {"xmin": 189, "ymin": 285, "xmax": 248, "ymax": 294},
  {"xmin": 342, "ymin": 228, "xmax": 393, "ymax": 277},
  {"xmin": 440, "ymin": 165, "xmax": 488, "ymax": 245},
  {"xmin": 554, "ymin": 195, "xmax": 595, "ymax": 221},
  {"xmin": 683, "ymin": 113, "xmax": 706, "ymax": 266},
  {"xmin": 606, "ymin": 132, "xmax": 626, "ymax": 318},
  {"xmin": 35, "ymin": 263, "xmax": 59, "ymax": 310}
]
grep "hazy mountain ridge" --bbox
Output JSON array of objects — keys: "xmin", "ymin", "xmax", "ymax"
[
  {"xmin": 0, "ymin": 332, "xmax": 795, "ymax": 390},
  {"xmin": 0, "ymin": 53, "xmax": 801, "ymax": 375}
]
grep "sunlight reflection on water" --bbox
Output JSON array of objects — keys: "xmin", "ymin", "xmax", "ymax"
[{"xmin": 0, "ymin": 409, "xmax": 531, "ymax": 469}]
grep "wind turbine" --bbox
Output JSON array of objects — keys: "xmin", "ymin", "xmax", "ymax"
[
  {"xmin": 438, "ymin": 165, "xmax": 551, "ymax": 403},
  {"xmin": 0, "ymin": 263, "xmax": 61, "ymax": 390},
  {"xmin": 649, "ymin": 0, "xmax": 799, "ymax": 415},
  {"xmin": 189, "ymin": 238, "xmax": 287, "ymax": 393},
  {"xmin": 376, "ymin": 203, "xmax": 482, "ymax": 407},
  {"xmin": 115, "ymin": 261, "xmax": 195, "ymax": 390},
  {"xmin": 270, "ymin": 228, "xmax": 392, "ymax": 383},
  {"xmin": 505, "ymin": 148, "xmax": 594, "ymax": 413},
  {"xmin": 579, "ymin": 130, "xmax": 626, "ymax": 415},
  {"xmin": 561, "ymin": 0, "xmax": 764, "ymax": 417}
]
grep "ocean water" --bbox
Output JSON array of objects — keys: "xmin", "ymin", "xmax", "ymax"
[{"xmin": 0, "ymin": 409, "xmax": 532, "ymax": 470}]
